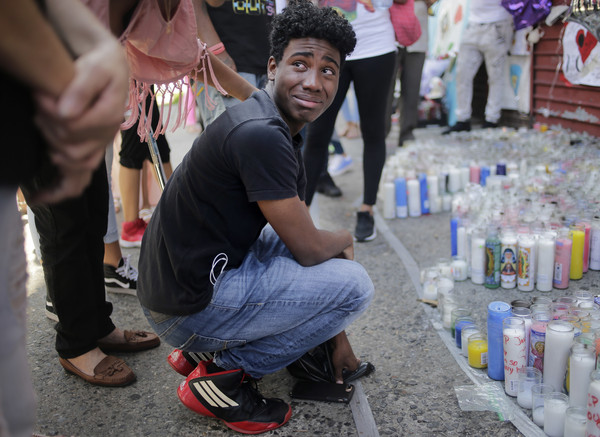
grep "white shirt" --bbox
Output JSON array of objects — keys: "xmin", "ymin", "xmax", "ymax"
[
  {"xmin": 469, "ymin": 0, "xmax": 512, "ymax": 24},
  {"xmin": 347, "ymin": 3, "xmax": 397, "ymax": 61}
]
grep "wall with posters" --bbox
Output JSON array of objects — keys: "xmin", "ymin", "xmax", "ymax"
[{"xmin": 532, "ymin": 1, "xmax": 600, "ymax": 137}]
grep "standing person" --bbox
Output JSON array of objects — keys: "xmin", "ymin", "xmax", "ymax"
[
  {"xmin": 138, "ymin": 1, "xmax": 373, "ymax": 433},
  {"xmin": 0, "ymin": 0, "xmax": 131, "ymax": 432},
  {"xmin": 194, "ymin": 0, "xmax": 274, "ymax": 127},
  {"xmin": 443, "ymin": 0, "xmax": 513, "ymax": 133},
  {"xmin": 118, "ymin": 94, "xmax": 173, "ymax": 248},
  {"xmin": 395, "ymin": 0, "xmax": 436, "ymax": 146},
  {"xmin": 21, "ymin": 0, "xmax": 260, "ymax": 388},
  {"xmin": 303, "ymin": 0, "xmax": 397, "ymax": 242}
]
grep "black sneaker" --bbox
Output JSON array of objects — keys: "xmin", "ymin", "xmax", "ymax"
[
  {"xmin": 482, "ymin": 120, "xmax": 499, "ymax": 128},
  {"xmin": 178, "ymin": 361, "xmax": 292, "ymax": 434},
  {"xmin": 442, "ymin": 120, "xmax": 471, "ymax": 135},
  {"xmin": 104, "ymin": 256, "xmax": 137, "ymax": 295},
  {"xmin": 316, "ymin": 172, "xmax": 342, "ymax": 198},
  {"xmin": 45, "ymin": 299, "xmax": 59, "ymax": 322},
  {"xmin": 355, "ymin": 211, "xmax": 376, "ymax": 242}
]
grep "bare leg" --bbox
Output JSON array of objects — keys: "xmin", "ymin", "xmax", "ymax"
[
  {"xmin": 329, "ymin": 331, "xmax": 360, "ymax": 383},
  {"xmin": 119, "ymin": 166, "xmax": 141, "ymax": 223},
  {"xmin": 103, "ymin": 241, "xmax": 122, "ymax": 268}
]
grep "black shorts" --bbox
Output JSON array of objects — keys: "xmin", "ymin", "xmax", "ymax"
[{"xmin": 120, "ymin": 95, "xmax": 170, "ymax": 170}]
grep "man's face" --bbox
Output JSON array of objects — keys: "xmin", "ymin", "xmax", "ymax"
[{"xmin": 267, "ymin": 37, "xmax": 341, "ymax": 135}]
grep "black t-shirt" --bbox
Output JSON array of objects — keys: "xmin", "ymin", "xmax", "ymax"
[
  {"xmin": 138, "ymin": 90, "xmax": 305, "ymax": 315},
  {"xmin": 206, "ymin": 0, "xmax": 273, "ymax": 75}
]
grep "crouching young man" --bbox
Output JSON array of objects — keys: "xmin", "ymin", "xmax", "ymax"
[{"xmin": 138, "ymin": 0, "xmax": 374, "ymax": 433}]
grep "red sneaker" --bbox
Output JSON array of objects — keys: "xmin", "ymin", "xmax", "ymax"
[
  {"xmin": 177, "ymin": 361, "xmax": 291, "ymax": 435},
  {"xmin": 119, "ymin": 218, "xmax": 147, "ymax": 248},
  {"xmin": 167, "ymin": 349, "xmax": 214, "ymax": 376}
]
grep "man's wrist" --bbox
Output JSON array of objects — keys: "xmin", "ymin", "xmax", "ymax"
[{"xmin": 208, "ymin": 42, "xmax": 225, "ymax": 55}]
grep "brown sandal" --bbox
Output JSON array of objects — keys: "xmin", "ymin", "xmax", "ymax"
[
  {"xmin": 59, "ymin": 356, "xmax": 136, "ymax": 387},
  {"xmin": 97, "ymin": 330, "xmax": 160, "ymax": 353}
]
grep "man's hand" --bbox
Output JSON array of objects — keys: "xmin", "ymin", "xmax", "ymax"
[
  {"xmin": 336, "ymin": 243, "xmax": 354, "ymax": 261},
  {"xmin": 33, "ymin": 39, "xmax": 128, "ymax": 173}
]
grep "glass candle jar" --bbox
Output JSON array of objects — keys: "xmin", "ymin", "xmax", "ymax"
[
  {"xmin": 544, "ymin": 392, "xmax": 569, "ymax": 437},
  {"xmin": 503, "ymin": 317, "xmax": 526, "ymax": 396},
  {"xmin": 532, "ymin": 383, "xmax": 555, "ymax": 427},
  {"xmin": 467, "ymin": 334, "xmax": 488, "ymax": 369},
  {"xmin": 517, "ymin": 366, "xmax": 542, "ymax": 409},
  {"xmin": 543, "ymin": 320, "xmax": 575, "ymax": 394}
]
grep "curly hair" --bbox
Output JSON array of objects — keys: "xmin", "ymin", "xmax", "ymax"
[{"xmin": 269, "ymin": 0, "xmax": 356, "ymax": 65}]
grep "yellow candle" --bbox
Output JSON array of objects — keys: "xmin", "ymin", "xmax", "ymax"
[
  {"xmin": 468, "ymin": 335, "xmax": 488, "ymax": 369},
  {"xmin": 570, "ymin": 227, "xmax": 585, "ymax": 280}
]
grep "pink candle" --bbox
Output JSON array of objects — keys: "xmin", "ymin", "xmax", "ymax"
[{"xmin": 553, "ymin": 229, "xmax": 572, "ymax": 289}]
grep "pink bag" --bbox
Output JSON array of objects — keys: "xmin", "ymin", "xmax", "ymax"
[{"xmin": 389, "ymin": 0, "xmax": 422, "ymax": 47}]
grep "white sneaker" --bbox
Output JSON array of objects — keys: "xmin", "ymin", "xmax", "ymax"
[{"xmin": 328, "ymin": 155, "xmax": 353, "ymax": 176}]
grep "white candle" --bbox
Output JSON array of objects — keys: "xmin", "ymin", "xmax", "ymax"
[
  {"xmin": 543, "ymin": 321, "xmax": 574, "ymax": 394},
  {"xmin": 533, "ymin": 406, "xmax": 544, "ymax": 426},
  {"xmin": 569, "ymin": 344, "xmax": 596, "ymax": 408},
  {"xmin": 537, "ymin": 233, "xmax": 556, "ymax": 292},
  {"xmin": 429, "ymin": 195, "xmax": 441, "ymax": 214},
  {"xmin": 587, "ymin": 371, "xmax": 600, "ymax": 437},
  {"xmin": 503, "ymin": 318, "xmax": 527, "ymax": 397},
  {"xmin": 448, "ymin": 168, "xmax": 460, "ymax": 193},
  {"xmin": 442, "ymin": 194, "xmax": 452, "ymax": 212},
  {"xmin": 451, "ymin": 257, "xmax": 468, "ymax": 281},
  {"xmin": 564, "ymin": 407, "xmax": 586, "ymax": 437},
  {"xmin": 407, "ymin": 179, "xmax": 421, "ymax": 217},
  {"xmin": 457, "ymin": 226, "xmax": 467, "ymax": 258},
  {"xmin": 461, "ymin": 326, "xmax": 480, "ymax": 357},
  {"xmin": 427, "ymin": 175, "xmax": 439, "ymax": 199},
  {"xmin": 471, "ymin": 235, "xmax": 486, "ymax": 285},
  {"xmin": 544, "ymin": 394, "xmax": 569, "ymax": 437},
  {"xmin": 459, "ymin": 167, "xmax": 469, "ymax": 190},
  {"xmin": 382, "ymin": 182, "xmax": 395, "ymax": 219}
]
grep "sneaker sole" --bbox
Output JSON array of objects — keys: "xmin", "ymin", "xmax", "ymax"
[
  {"xmin": 105, "ymin": 286, "xmax": 137, "ymax": 296},
  {"xmin": 119, "ymin": 238, "xmax": 142, "ymax": 248},
  {"xmin": 177, "ymin": 380, "xmax": 292, "ymax": 435},
  {"xmin": 45, "ymin": 308, "xmax": 59, "ymax": 322},
  {"xmin": 354, "ymin": 228, "xmax": 377, "ymax": 243}
]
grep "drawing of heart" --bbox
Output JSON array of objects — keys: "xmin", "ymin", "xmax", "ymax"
[{"xmin": 576, "ymin": 28, "xmax": 598, "ymax": 64}]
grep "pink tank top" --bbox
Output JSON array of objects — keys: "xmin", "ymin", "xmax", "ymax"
[{"xmin": 83, "ymin": 0, "xmax": 224, "ymax": 139}]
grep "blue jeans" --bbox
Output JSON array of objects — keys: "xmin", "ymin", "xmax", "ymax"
[{"xmin": 143, "ymin": 227, "xmax": 374, "ymax": 378}]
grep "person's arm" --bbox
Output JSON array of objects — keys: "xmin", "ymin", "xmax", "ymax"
[
  {"xmin": 193, "ymin": 0, "xmax": 237, "ymax": 72},
  {"xmin": 0, "ymin": 0, "xmax": 75, "ymax": 96},
  {"xmin": 191, "ymin": 0, "xmax": 257, "ymax": 100},
  {"xmin": 0, "ymin": 0, "xmax": 129, "ymax": 203},
  {"xmin": 258, "ymin": 197, "xmax": 354, "ymax": 266}
]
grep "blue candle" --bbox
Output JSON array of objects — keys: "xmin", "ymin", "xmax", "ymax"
[
  {"xmin": 418, "ymin": 173, "xmax": 429, "ymax": 215},
  {"xmin": 450, "ymin": 217, "xmax": 459, "ymax": 256},
  {"xmin": 496, "ymin": 163, "xmax": 506, "ymax": 175},
  {"xmin": 487, "ymin": 301, "xmax": 511, "ymax": 380},
  {"xmin": 394, "ymin": 177, "xmax": 407, "ymax": 218},
  {"xmin": 480, "ymin": 166, "xmax": 490, "ymax": 186}
]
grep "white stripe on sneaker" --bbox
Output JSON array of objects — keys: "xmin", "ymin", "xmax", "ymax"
[{"xmin": 193, "ymin": 381, "xmax": 239, "ymax": 408}]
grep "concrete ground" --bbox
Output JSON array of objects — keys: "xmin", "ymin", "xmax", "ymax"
[{"xmin": 24, "ymin": 118, "xmax": 598, "ymax": 436}]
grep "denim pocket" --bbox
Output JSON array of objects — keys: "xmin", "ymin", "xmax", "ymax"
[
  {"xmin": 142, "ymin": 307, "xmax": 184, "ymax": 338},
  {"xmin": 179, "ymin": 333, "xmax": 246, "ymax": 352}
]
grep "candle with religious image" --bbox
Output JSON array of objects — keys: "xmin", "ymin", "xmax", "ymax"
[
  {"xmin": 503, "ymin": 317, "xmax": 527, "ymax": 396},
  {"xmin": 517, "ymin": 233, "xmax": 536, "ymax": 292},
  {"xmin": 500, "ymin": 229, "xmax": 517, "ymax": 289},
  {"xmin": 485, "ymin": 225, "xmax": 501, "ymax": 289}
]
